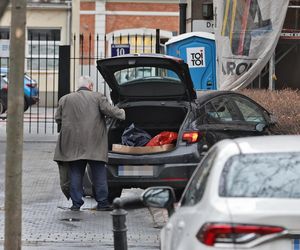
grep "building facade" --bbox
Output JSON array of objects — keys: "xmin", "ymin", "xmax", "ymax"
[
  {"xmin": 0, "ymin": 0, "xmax": 179, "ymax": 105},
  {"xmin": 79, "ymin": 0, "xmax": 179, "ymax": 58},
  {"xmin": 78, "ymin": 0, "xmax": 179, "ymax": 94},
  {"xmin": 0, "ymin": 0, "xmax": 80, "ymax": 106}
]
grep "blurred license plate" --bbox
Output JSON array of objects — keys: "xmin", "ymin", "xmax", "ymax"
[
  {"xmin": 293, "ymin": 239, "xmax": 300, "ymax": 250},
  {"xmin": 118, "ymin": 165, "xmax": 154, "ymax": 176}
]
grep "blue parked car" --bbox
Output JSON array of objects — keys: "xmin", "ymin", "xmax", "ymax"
[{"xmin": 0, "ymin": 67, "xmax": 39, "ymax": 114}]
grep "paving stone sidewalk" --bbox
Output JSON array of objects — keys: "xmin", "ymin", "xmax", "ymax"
[{"xmin": 0, "ymin": 121, "xmax": 168, "ymax": 249}]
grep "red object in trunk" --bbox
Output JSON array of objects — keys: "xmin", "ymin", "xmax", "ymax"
[{"xmin": 146, "ymin": 131, "xmax": 178, "ymax": 146}]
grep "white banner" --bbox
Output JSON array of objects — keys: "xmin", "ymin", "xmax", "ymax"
[{"xmin": 214, "ymin": 0, "xmax": 289, "ymax": 90}]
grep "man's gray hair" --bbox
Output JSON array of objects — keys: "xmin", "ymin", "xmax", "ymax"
[{"xmin": 78, "ymin": 76, "xmax": 93, "ymax": 88}]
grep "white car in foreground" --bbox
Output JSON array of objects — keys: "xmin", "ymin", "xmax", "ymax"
[{"xmin": 142, "ymin": 135, "xmax": 300, "ymax": 250}]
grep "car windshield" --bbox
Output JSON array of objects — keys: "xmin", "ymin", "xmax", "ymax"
[
  {"xmin": 219, "ymin": 153, "xmax": 300, "ymax": 198},
  {"xmin": 114, "ymin": 66, "xmax": 182, "ymax": 85}
]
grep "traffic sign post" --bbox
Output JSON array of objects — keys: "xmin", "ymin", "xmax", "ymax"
[{"xmin": 111, "ymin": 44, "xmax": 130, "ymax": 57}]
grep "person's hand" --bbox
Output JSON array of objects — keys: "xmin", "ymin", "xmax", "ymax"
[{"xmin": 120, "ymin": 109, "xmax": 125, "ymax": 120}]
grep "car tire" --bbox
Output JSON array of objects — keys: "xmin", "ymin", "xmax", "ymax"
[
  {"xmin": 0, "ymin": 91, "xmax": 7, "ymax": 114},
  {"xmin": 0, "ymin": 98, "xmax": 5, "ymax": 114},
  {"xmin": 24, "ymin": 98, "xmax": 29, "ymax": 112},
  {"xmin": 108, "ymin": 188, "xmax": 122, "ymax": 203},
  {"xmin": 174, "ymin": 189, "xmax": 184, "ymax": 202}
]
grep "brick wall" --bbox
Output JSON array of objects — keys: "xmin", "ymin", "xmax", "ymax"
[
  {"xmin": 105, "ymin": 2, "xmax": 179, "ymax": 34},
  {"xmin": 106, "ymin": 2, "xmax": 179, "ymax": 12},
  {"xmin": 106, "ymin": 16, "xmax": 179, "ymax": 34},
  {"xmin": 79, "ymin": 1, "xmax": 179, "ymax": 61}
]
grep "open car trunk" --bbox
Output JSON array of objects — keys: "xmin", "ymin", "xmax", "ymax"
[{"xmin": 107, "ymin": 102, "xmax": 189, "ymax": 151}]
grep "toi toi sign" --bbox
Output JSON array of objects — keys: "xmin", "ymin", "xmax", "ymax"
[{"xmin": 186, "ymin": 47, "xmax": 206, "ymax": 68}]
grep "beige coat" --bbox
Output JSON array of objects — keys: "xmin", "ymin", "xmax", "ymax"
[{"xmin": 53, "ymin": 88, "xmax": 125, "ymax": 163}]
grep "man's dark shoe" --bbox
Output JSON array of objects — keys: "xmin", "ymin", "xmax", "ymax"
[
  {"xmin": 70, "ymin": 205, "xmax": 80, "ymax": 211},
  {"xmin": 96, "ymin": 205, "xmax": 113, "ymax": 211}
]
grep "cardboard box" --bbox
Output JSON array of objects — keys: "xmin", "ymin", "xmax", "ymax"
[{"xmin": 112, "ymin": 144, "xmax": 174, "ymax": 154}]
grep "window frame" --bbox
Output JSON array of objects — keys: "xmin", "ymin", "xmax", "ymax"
[{"xmin": 26, "ymin": 28, "xmax": 61, "ymax": 71}]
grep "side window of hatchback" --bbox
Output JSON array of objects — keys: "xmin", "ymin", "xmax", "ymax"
[
  {"xmin": 231, "ymin": 96, "xmax": 267, "ymax": 123},
  {"xmin": 203, "ymin": 97, "xmax": 243, "ymax": 123}
]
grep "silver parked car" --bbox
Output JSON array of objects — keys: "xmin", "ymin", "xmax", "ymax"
[{"xmin": 142, "ymin": 135, "xmax": 300, "ymax": 250}]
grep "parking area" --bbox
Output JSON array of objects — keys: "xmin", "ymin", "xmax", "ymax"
[{"xmin": 0, "ymin": 123, "xmax": 167, "ymax": 249}]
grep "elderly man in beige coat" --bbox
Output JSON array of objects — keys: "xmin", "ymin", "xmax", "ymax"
[{"xmin": 54, "ymin": 76, "xmax": 125, "ymax": 211}]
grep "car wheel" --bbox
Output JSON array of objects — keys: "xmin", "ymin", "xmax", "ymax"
[
  {"xmin": 174, "ymin": 189, "xmax": 184, "ymax": 202},
  {"xmin": 0, "ymin": 98, "xmax": 5, "ymax": 114},
  {"xmin": 108, "ymin": 188, "xmax": 122, "ymax": 203},
  {"xmin": 24, "ymin": 98, "xmax": 29, "ymax": 112}
]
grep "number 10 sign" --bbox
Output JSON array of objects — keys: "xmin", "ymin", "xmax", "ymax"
[{"xmin": 111, "ymin": 44, "xmax": 130, "ymax": 57}]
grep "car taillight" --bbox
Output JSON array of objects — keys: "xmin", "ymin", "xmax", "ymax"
[
  {"xmin": 26, "ymin": 83, "xmax": 37, "ymax": 88},
  {"xmin": 196, "ymin": 223, "xmax": 285, "ymax": 246},
  {"xmin": 2, "ymin": 83, "xmax": 8, "ymax": 90},
  {"xmin": 182, "ymin": 131, "xmax": 199, "ymax": 143}
]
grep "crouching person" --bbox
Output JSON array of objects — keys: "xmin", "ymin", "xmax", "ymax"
[{"xmin": 54, "ymin": 76, "xmax": 125, "ymax": 211}]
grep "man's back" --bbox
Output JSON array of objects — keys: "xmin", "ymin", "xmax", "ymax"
[{"xmin": 54, "ymin": 89, "xmax": 124, "ymax": 163}]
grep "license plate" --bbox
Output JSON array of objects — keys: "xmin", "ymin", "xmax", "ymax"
[
  {"xmin": 118, "ymin": 165, "xmax": 154, "ymax": 176},
  {"xmin": 293, "ymin": 239, "xmax": 300, "ymax": 250}
]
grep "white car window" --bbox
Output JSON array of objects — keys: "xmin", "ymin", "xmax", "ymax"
[
  {"xmin": 180, "ymin": 148, "xmax": 217, "ymax": 206},
  {"xmin": 219, "ymin": 153, "xmax": 300, "ymax": 198}
]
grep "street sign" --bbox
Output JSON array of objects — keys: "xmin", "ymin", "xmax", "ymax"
[{"xmin": 111, "ymin": 44, "xmax": 130, "ymax": 57}]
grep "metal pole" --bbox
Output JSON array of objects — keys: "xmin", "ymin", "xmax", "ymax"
[
  {"xmin": 179, "ymin": 1, "xmax": 187, "ymax": 34},
  {"xmin": 258, "ymin": 73, "xmax": 262, "ymax": 89},
  {"xmin": 268, "ymin": 52, "xmax": 276, "ymax": 90},
  {"xmin": 111, "ymin": 198, "xmax": 128, "ymax": 250},
  {"xmin": 5, "ymin": 0, "xmax": 26, "ymax": 249},
  {"xmin": 66, "ymin": 0, "xmax": 72, "ymax": 45},
  {"xmin": 58, "ymin": 46, "xmax": 71, "ymax": 100},
  {"xmin": 155, "ymin": 29, "xmax": 160, "ymax": 54}
]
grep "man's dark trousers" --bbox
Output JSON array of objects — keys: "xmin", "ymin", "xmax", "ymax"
[{"xmin": 69, "ymin": 160, "xmax": 109, "ymax": 209}]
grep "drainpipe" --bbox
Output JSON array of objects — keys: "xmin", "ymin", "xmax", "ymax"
[
  {"xmin": 179, "ymin": 0, "xmax": 187, "ymax": 34},
  {"xmin": 66, "ymin": 0, "xmax": 72, "ymax": 45}
]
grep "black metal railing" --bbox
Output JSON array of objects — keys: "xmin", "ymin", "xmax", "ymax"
[{"xmin": 0, "ymin": 31, "xmax": 161, "ymax": 134}]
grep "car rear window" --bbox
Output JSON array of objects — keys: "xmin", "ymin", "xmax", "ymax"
[
  {"xmin": 114, "ymin": 66, "xmax": 181, "ymax": 85},
  {"xmin": 219, "ymin": 153, "xmax": 300, "ymax": 198}
]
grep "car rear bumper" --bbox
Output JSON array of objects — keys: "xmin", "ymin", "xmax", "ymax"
[
  {"xmin": 107, "ymin": 162, "xmax": 198, "ymax": 189},
  {"xmin": 106, "ymin": 143, "xmax": 201, "ymax": 190},
  {"xmin": 25, "ymin": 95, "xmax": 39, "ymax": 105}
]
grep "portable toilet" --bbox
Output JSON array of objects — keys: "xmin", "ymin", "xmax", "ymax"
[{"xmin": 166, "ymin": 32, "xmax": 217, "ymax": 90}]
